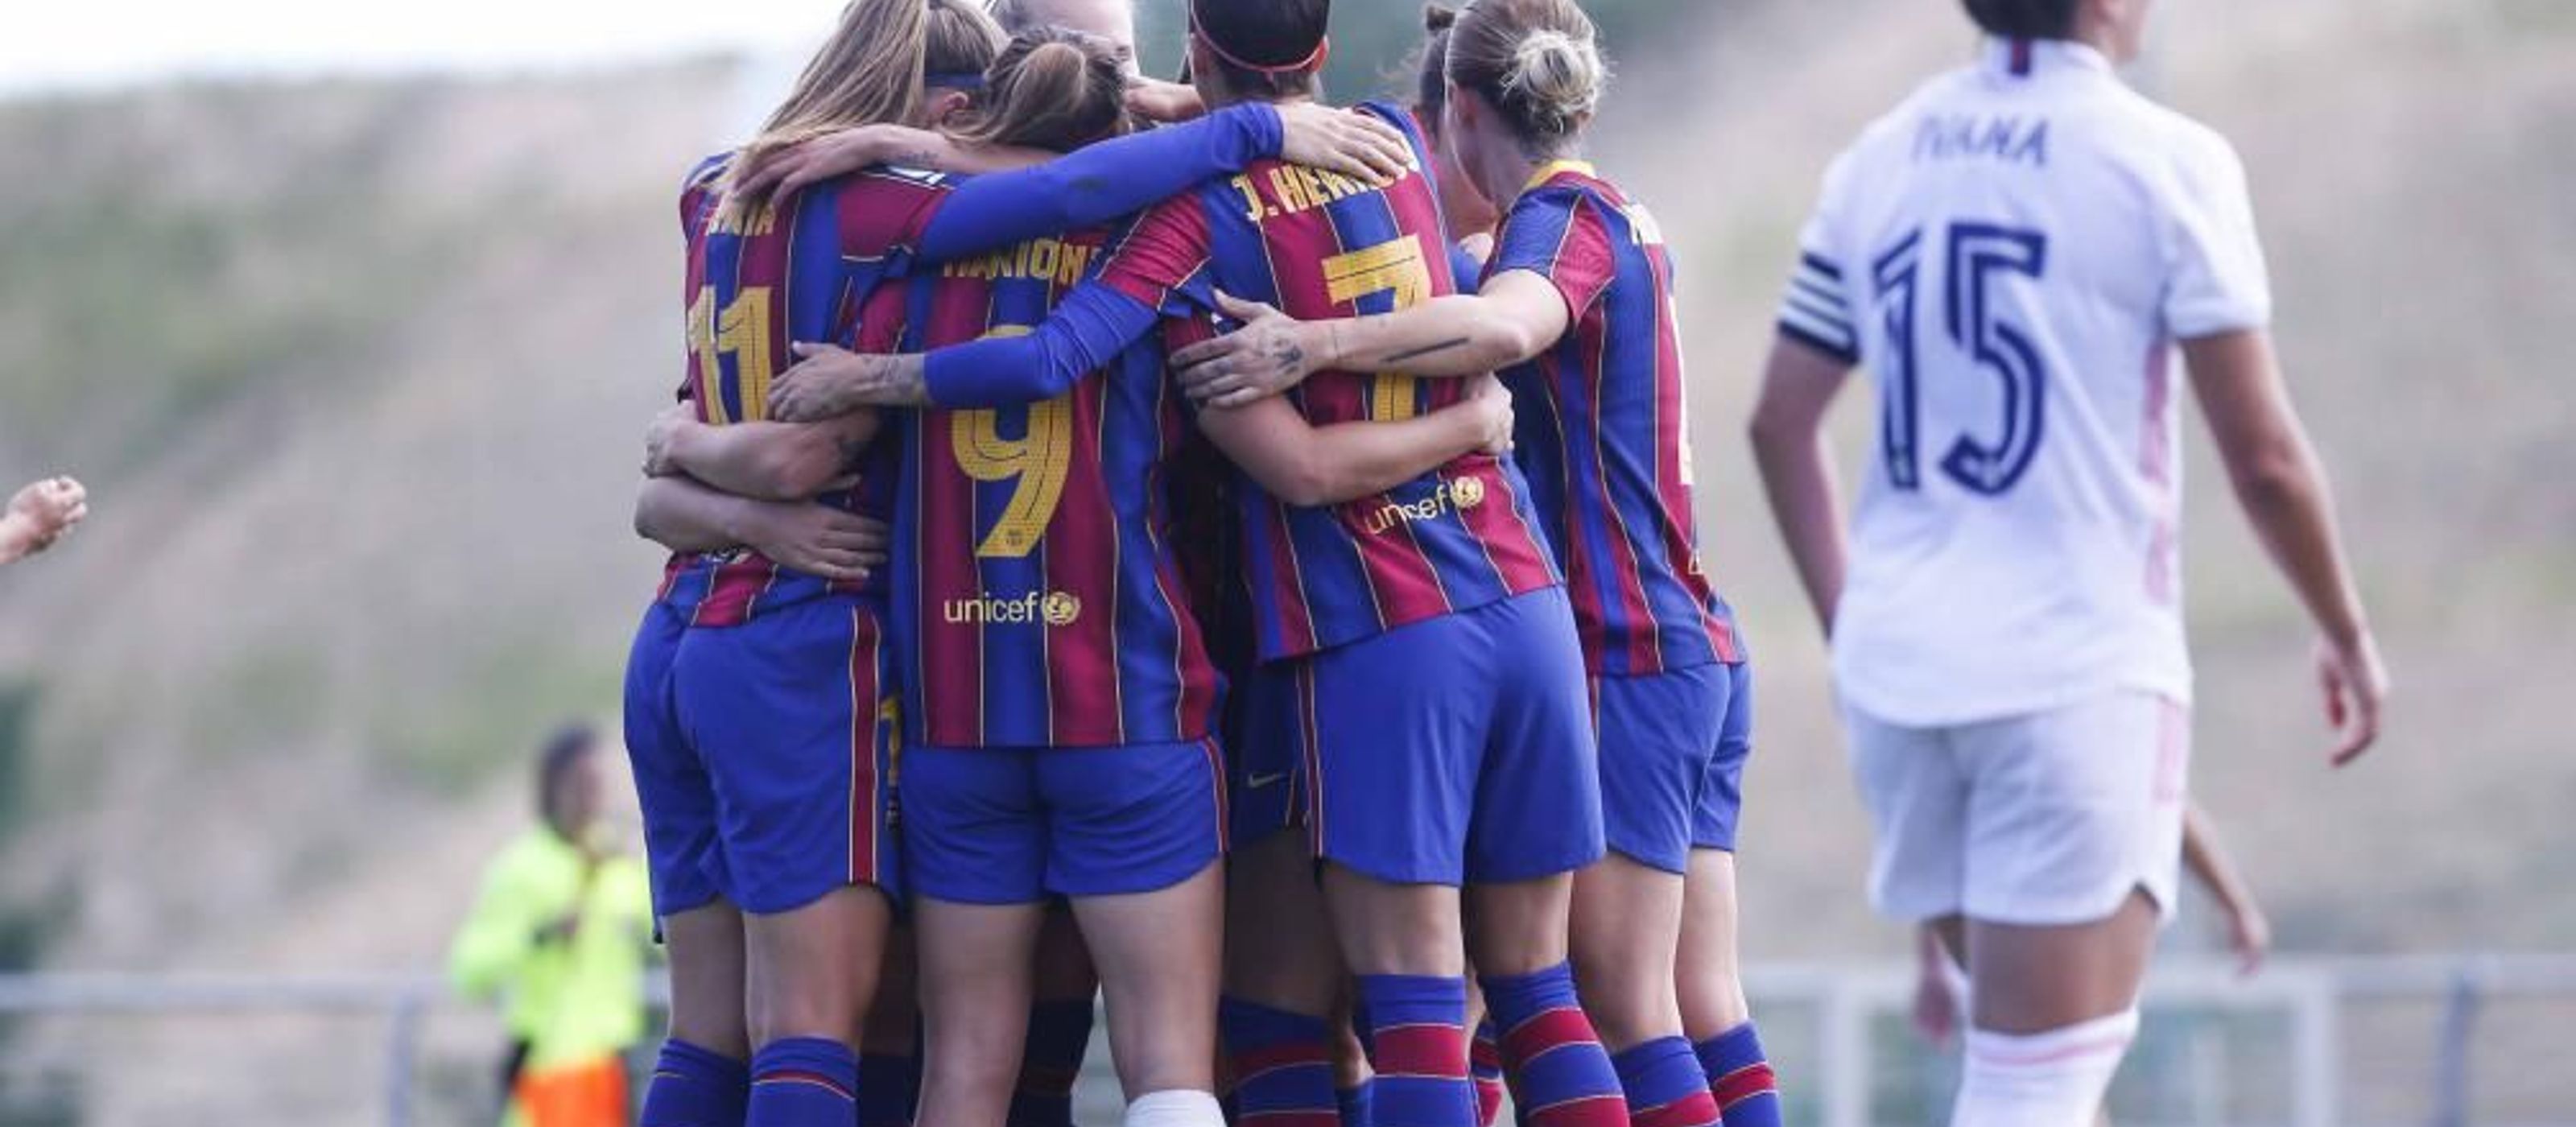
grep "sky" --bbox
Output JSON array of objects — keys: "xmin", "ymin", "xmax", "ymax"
[{"xmin": 0, "ymin": 0, "xmax": 846, "ymax": 94}]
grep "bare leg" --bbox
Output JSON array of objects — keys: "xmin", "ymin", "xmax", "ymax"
[
  {"xmin": 1071, "ymin": 860, "xmax": 1228, "ymax": 1099},
  {"xmin": 1674, "ymin": 850, "xmax": 1751, "ymax": 1041},
  {"xmin": 1033, "ymin": 905, "xmax": 1101, "ymax": 1002},
  {"xmin": 861, "ymin": 924, "xmax": 919, "ymax": 1056},
  {"xmin": 1325, "ymin": 865, "xmax": 1466, "ymax": 976},
  {"xmin": 916, "ymin": 898, "xmax": 1048, "ymax": 1127},
  {"xmin": 1946, "ymin": 892, "xmax": 2157, "ymax": 1127},
  {"xmin": 1966, "ymin": 893, "xmax": 2157, "ymax": 1033},
  {"xmin": 1461, "ymin": 873, "xmax": 1573, "ymax": 977},
  {"xmin": 1225, "ymin": 831, "xmax": 1344, "ymax": 1014},
  {"xmin": 662, "ymin": 899, "xmax": 750, "ymax": 1059},
  {"xmin": 742, "ymin": 886, "xmax": 893, "ymax": 1047},
  {"xmin": 1571, "ymin": 853, "xmax": 1688, "ymax": 1051}
]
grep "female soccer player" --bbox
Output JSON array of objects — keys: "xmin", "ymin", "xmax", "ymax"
[
  {"xmin": 1158, "ymin": 2, "xmax": 1781, "ymax": 1124},
  {"xmin": 1743, "ymin": 0, "xmax": 2387, "ymax": 1121},
  {"xmin": 762, "ymin": 7, "xmax": 1633, "ymax": 1127},
  {"xmin": 1406, "ymin": 6, "xmax": 1502, "ymax": 249},
  {"xmin": 625, "ymin": 5, "xmax": 1411, "ymax": 1126}
]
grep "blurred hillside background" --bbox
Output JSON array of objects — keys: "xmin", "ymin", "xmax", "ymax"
[{"xmin": 0, "ymin": 0, "xmax": 2570, "ymax": 1122}]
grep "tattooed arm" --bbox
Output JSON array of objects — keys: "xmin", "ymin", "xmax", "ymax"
[
  {"xmin": 1169, "ymin": 270, "xmax": 1571, "ymax": 407},
  {"xmin": 642, "ymin": 403, "xmax": 882, "ymax": 500},
  {"xmin": 1199, "ymin": 374, "xmax": 1516, "ymax": 507}
]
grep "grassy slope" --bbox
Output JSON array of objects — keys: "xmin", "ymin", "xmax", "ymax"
[
  {"xmin": 0, "ymin": 0, "xmax": 2562, "ymax": 1019},
  {"xmin": 0, "ymin": 62, "xmax": 736, "ymax": 980}
]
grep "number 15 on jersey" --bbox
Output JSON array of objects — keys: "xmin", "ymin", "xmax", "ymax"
[{"xmin": 1872, "ymin": 221, "xmax": 2050, "ymax": 496}]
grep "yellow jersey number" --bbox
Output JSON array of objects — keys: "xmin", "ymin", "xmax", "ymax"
[
  {"xmin": 948, "ymin": 327, "xmax": 1075, "ymax": 558},
  {"xmin": 1321, "ymin": 237, "xmax": 1435, "ymax": 421},
  {"xmin": 684, "ymin": 285, "xmax": 774, "ymax": 424}
]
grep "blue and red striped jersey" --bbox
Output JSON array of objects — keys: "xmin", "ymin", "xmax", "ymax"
[
  {"xmin": 1166, "ymin": 428, "xmax": 1253, "ymax": 679},
  {"xmin": 873, "ymin": 225, "xmax": 1221, "ymax": 749},
  {"xmin": 1096, "ymin": 103, "xmax": 1561, "ymax": 662},
  {"xmin": 1485, "ymin": 162, "xmax": 1741, "ymax": 673},
  {"xmin": 658, "ymin": 159, "xmax": 948, "ymax": 628}
]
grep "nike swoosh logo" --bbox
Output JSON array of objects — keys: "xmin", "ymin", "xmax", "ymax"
[{"xmin": 1245, "ymin": 772, "xmax": 1289, "ymax": 790}]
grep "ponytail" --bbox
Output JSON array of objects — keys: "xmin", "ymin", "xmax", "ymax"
[{"xmin": 953, "ymin": 29, "xmax": 1131, "ymax": 153}]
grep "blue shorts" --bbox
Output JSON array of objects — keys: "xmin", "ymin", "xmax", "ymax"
[
  {"xmin": 1298, "ymin": 588, "xmax": 1604, "ymax": 886},
  {"xmin": 1223, "ymin": 664, "xmax": 1304, "ymax": 848},
  {"xmin": 669, "ymin": 595, "xmax": 900, "ymax": 914},
  {"xmin": 622, "ymin": 600, "xmax": 722, "ymax": 919},
  {"xmin": 1596, "ymin": 661, "xmax": 1754, "ymax": 872},
  {"xmin": 901, "ymin": 737, "xmax": 1227, "ymax": 906}
]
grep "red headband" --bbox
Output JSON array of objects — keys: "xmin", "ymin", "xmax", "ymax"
[{"xmin": 1188, "ymin": 1, "xmax": 1331, "ymax": 75}]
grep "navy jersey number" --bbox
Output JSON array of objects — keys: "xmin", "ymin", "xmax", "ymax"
[{"xmin": 1871, "ymin": 222, "xmax": 2050, "ymax": 495}]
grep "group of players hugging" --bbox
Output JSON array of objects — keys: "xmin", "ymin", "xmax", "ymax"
[{"xmin": 621, "ymin": 1, "xmax": 2384, "ymax": 1126}]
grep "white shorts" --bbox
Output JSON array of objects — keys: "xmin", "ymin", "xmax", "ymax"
[{"xmin": 1845, "ymin": 691, "xmax": 2189, "ymax": 927}]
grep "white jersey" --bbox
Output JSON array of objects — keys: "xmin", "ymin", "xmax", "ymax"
[{"xmin": 1782, "ymin": 38, "xmax": 2273, "ymax": 726}]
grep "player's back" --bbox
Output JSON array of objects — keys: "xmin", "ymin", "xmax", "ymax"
[
  {"xmin": 1103, "ymin": 103, "xmax": 1560, "ymax": 661},
  {"xmin": 878, "ymin": 219, "xmax": 1219, "ymax": 749},
  {"xmin": 1791, "ymin": 39, "xmax": 2273, "ymax": 723},
  {"xmin": 661, "ymin": 159, "xmax": 948, "ymax": 626},
  {"xmin": 1492, "ymin": 163, "xmax": 1740, "ymax": 676}
]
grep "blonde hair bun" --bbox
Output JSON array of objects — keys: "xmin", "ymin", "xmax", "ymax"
[{"xmin": 1505, "ymin": 27, "xmax": 1603, "ymax": 133}]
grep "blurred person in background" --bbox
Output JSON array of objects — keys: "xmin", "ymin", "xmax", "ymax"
[
  {"xmin": 1746, "ymin": 0, "xmax": 2387, "ymax": 1120},
  {"xmin": 0, "ymin": 476, "xmax": 87, "ymax": 566},
  {"xmin": 448, "ymin": 723, "xmax": 655, "ymax": 1127}
]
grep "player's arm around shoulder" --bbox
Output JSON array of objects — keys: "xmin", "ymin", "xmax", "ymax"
[
  {"xmin": 1197, "ymin": 374, "xmax": 1516, "ymax": 508},
  {"xmin": 1170, "ymin": 275, "xmax": 1563, "ymax": 410},
  {"xmin": 642, "ymin": 402, "xmax": 881, "ymax": 501}
]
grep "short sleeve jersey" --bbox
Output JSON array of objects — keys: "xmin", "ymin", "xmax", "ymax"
[
  {"xmin": 1095, "ymin": 102, "xmax": 1562, "ymax": 662},
  {"xmin": 866, "ymin": 221, "xmax": 1220, "ymax": 749},
  {"xmin": 1486, "ymin": 161, "xmax": 1743, "ymax": 675},
  {"xmin": 659, "ymin": 159, "xmax": 948, "ymax": 627},
  {"xmin": 1782, "ymin": 38, "xmax": 2273, "ymax": 724}
]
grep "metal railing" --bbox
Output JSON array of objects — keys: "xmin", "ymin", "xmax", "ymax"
[{"xmin": 0, "ymin": 955, "xmax": 2569, "ymax": 1127}]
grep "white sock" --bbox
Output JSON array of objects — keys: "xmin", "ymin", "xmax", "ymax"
[
  {"xmin": 1950, "ymin": 1009, "xmax": 2139, "ymax": 1126},
  {"xmin": 1124, "ymin": 1088, "xmax": 1226, "ymax": 1127}
]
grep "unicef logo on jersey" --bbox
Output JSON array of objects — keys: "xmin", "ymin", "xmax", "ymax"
[
  {"xmin": 943, "ymin": 589, "xmax": 1084, "ymax": 627},
  {"xmin": 1360, "ymin": 473, "xmax": 1488, "ymax": 535},
  {"xmin": 1042, "ymin": 592, "xmax": 1082, "ymax": 627}
]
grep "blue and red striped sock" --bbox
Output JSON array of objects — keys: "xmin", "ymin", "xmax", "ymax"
[
  {"xmin": 1356, "ymin": 975, "xmax": 1476, "ymax": 1127},
  {"xmin": 1693, "ymin": 1023, "xmax": 1781, "ymax": 1127},
  {"xmin": 1469, "ymin": 1018, "xmax": 1505, "ymax": 1127},
  {"xmin": 1009, "ymin": 998, "xmax": 1094, "ymax": 1127},
  {"xmin": 1479, "ymin": 964, "xmax": 1626, "ymax": 1127},
  {"xmin": 1338, "ymin": 1082, "xmax": 1376, "ymax": 1127},
  {"xmin": 856, "ymin": 1051, "xmax": 919, "ymax": 1127},
  {"xmin": 640, "ymin": 1038, "xmax": 749, "ymax": 1127},
  {"xmin": 1611, "ymin": 1039, "xmax": 1721, "ymax": 1127},
  {"xmin": 1222, "ymin": 997, "xmax": 1340, "ymax": 1127},
  {"xmin": 747, "ymin": 1037, "xmax": 858, "ymax": 1127}
]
